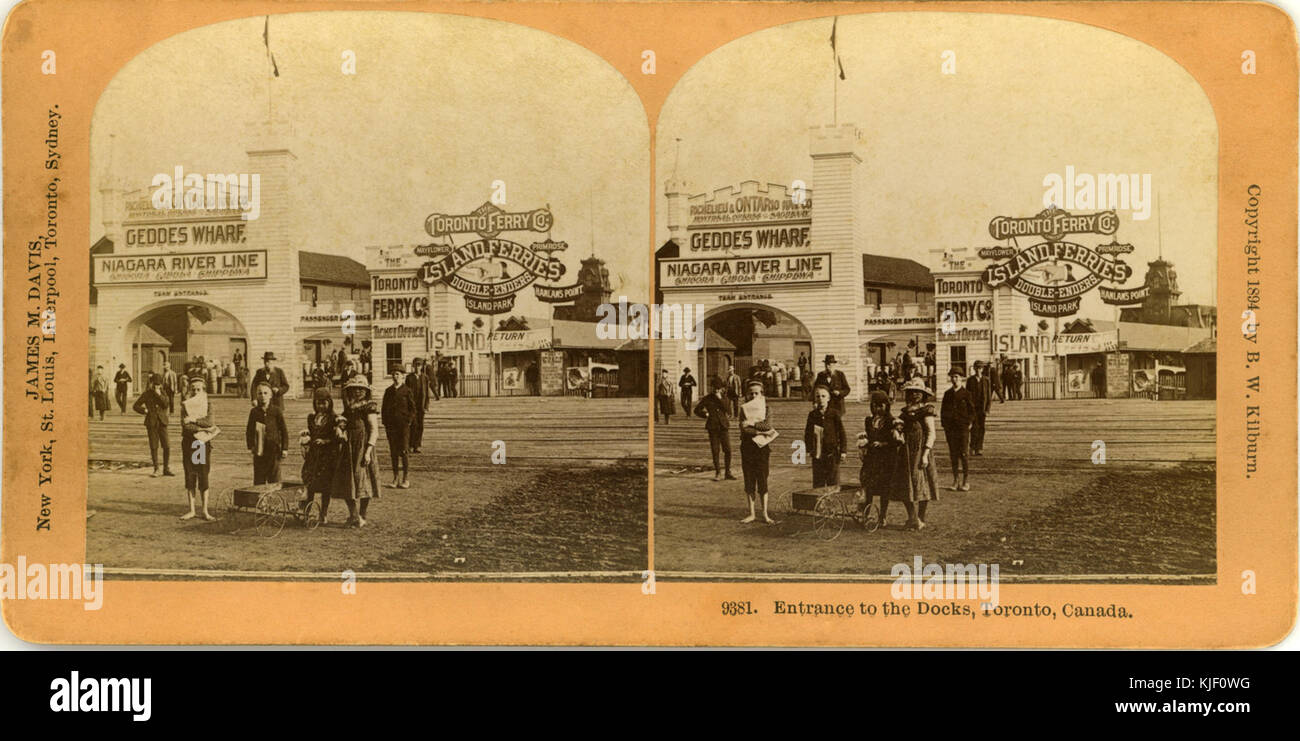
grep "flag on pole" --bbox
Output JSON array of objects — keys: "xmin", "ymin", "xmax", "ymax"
[
  {"xmin": 263, "ymin": 16, "xmax": 280, "ymax": 77},
  {"xmin": 830, "ymin": 17, "xmax": 846, "ymax": 80}
]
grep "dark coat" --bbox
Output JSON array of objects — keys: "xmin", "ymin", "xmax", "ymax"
[
  {"xmin": 968, "ymin": 373, "xmax": 991, "ymax": 415},
  {"xmin": 250, "ymin": 366, "xmax": 291, "ymax": 407},
  {"xmin": 941, "ymin": 386, "xmax": 976, "ymax": 427},
  {"xmin": 132, "ymin": 387, "xmax": 169, "ymax": 428},
  {"xmin": 381, "ymin": 384, "xmax": 416, "ymax": 427},
  {"xmin": 804, "ymin": 405, "xmax": 846, "ymax": 460},
  {"xmin": 812, "ymin": 369, "xmax": 852, "ymax": 411},
  {"xmin": 693, "ymin": 393, "xmax": 731, "ymax": 432},
  {"xmin": 246, "ymin": 404, "xmax": 288, "ymax": 454},
  {"xmin": 406, "ymin": 372, "xmax": 427, "ymax": 410}
]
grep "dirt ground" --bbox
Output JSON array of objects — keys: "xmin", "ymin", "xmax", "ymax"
[
  {"xmin": 653, "ymin": 398, "xmax": 1216, "ymax": 580},
  {"xmin": 86, "ymin": 396, "xmax": 648, "ymax": 577}
]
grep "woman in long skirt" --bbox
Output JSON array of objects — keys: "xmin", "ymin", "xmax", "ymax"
[
  {"xmin": 858, "ymin": 390, "xmax": 911, "ymax": 529},
  {"xmin": 300, "ymin": 387, "xmax": 350, "ymax": 525},
  {"xmin": 897, "ymin": 379, "xmax": 939, "ymax": 530},
  {"xmin": 341, "ymin": 376, "xmax": 381, "ymax": 528}
]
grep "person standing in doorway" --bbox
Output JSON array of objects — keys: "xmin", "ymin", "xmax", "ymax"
[
  {"xmin": 250, "ymin": 352, "xmax": 290, "ymax": 410},
  {"xmin": 813, "ymin": 355, "xmax": 851, "ymax": 416},
  {"xmin": 133, "ymin": 373, "xmax": 174, "ymax": 478},
  {"xmin": 678, "ymin": 367, "xmax": 697, "ymax": 417},
  {"xmin": 381, "ymin": 365, "xmax": 415, "ymax": 489},
  {"xmin": 694, "ymin": 377, "xmax": 734, "ymax": 481},
  {"xmin": 113, "ymin": 364, "xmax": 132, "ymax": 414},
  {"xmin": 940, "ymin": 368, "xmax": 974, "ymax": 491}
]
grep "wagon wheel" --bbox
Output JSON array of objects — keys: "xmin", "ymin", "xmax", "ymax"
[
  {"xmin": 812, "ymin": 494, "xmax": 846, "ymax": 541},
  {"xmin": 861, "ymin": 502, "xmax": 881, "ymax": 533},
  {"xmin": 211, "ymin": 488, "xmax": 234, "ymax": 522},
  {"xmin": 254, "ymin": 492, "xmax": 287, "ymax": 538},
  {"xmin": 303, "ymin": 500, "xmax": 321, "ymax": 531}
]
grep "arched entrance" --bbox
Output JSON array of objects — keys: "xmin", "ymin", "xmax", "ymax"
[
  {"xmin": 124, "ymin": 301, "xmax": 249, "ymax": 394},
  {"xmin": 699, "ymin": 304, "xmax": 813, "ymax": 396}
]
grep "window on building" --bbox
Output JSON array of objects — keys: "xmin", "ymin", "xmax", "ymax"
[
  {"xmin": 949, "ymin": 346, "xmax": 966, "ymax": 376},
  {"xmin": 385, "ymin": 343, "xmax": 403, "ymax": 373},
  {"xmin": 301, "ymin": 285, "xmax": 318, "ymax": 306},
  {"xmin": 865, "ymin": 287, "xmax": 882, "ymax": 308}
]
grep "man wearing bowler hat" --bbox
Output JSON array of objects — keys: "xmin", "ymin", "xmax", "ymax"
[
  {"xmin": 250, "ymin": 351, "xmax": 290, "ymax": 410},
  {"xmin": 813, "ymin": 354, "xmax": 851, "ymax": 416}
]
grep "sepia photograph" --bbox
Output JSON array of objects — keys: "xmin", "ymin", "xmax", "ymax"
[
  {"xmin": 84, "ymin": 11, "xmax": 650, "ymax": 579},
  {"xmin": 652, "ymin": 12, "xmax": 1218, "ymax": 582}
]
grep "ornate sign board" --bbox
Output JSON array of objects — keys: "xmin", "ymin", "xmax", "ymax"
[
  {"xmin": 981, "ymin": 208, "xmax": 1148, "ymax": 318},
  {"xmin": 417, "ymin": 204, "xmax": 583, "ymax": 315}
]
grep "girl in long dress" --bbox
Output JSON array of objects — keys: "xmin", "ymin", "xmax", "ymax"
[
  {"xmin": 300, "ymin": 387, "xmax": 350, "ymax": 525},
  {"xmin": 341, "ymin": 376, "xmax": 381, "ymax": 528},
  {"xmin": 858, "ymin": 390, "xmax": 911, "ymax": 529},
  {"xmin": 897, "ymin": 379, "xmax": 939, "ymax": 530}
]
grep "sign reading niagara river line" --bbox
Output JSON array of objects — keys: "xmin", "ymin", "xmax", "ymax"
[
  {"xmin": 93, "ymin": 250, "xmax": 267, "ymax": 285},
  {"xmin": 658, "ymin": 253, "xmax": 832, "ymax": 290}
]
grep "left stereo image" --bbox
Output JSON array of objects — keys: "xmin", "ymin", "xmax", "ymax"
[{"xmin": 85, "ymin": 11, "xmax": 650, "ymax": 581}]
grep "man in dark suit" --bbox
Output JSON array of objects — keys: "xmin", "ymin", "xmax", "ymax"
[
  {"xmin": 968, "ymin": 361, "xmax": 992, "ymax": 455},
  {"xmin": 113, "ymin": 364, "xmax": 133, "ymax": 414},
  {"xmin": 812, "ymin": 354, "xmax": 852, "ymax": 416},
  {"xmin": 407, "ymin": 357, "xmax": 428, "ymax": 453},
  {"xmin": 381, "ymin": 365, "xmax": 416, "ymax": 489},
  {"xmin": 694, "ymin": 378, "xmax": 735, "ymax": 481},
  {"xmin": 250, "ymin": 351, "xmax": 290, "ymax": 410},
  {"xmin": 133, "ymin": 373, "xmax": 174, "ymax": 478},
  {"xmin": 990, "ymin": 354, "xmax": 1005, "ymax": 403}
]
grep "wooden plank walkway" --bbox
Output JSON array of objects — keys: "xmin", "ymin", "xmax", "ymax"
[{"xmin": 90, "ymin": 395, "xmax": 649, "ymax": 470}]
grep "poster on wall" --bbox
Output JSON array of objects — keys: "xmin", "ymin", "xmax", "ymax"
[{"xmin": 538, "ymin": 350, "xmax": 565, "ymax": 396}]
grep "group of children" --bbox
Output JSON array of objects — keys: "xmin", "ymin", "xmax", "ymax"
[
  {"xmin": 128, "ymin": 367, "xmax": 385, "ymax": 528},
  {"xmin": 691, "ymin": 363, "xmax": 983, "ymax": 531}
]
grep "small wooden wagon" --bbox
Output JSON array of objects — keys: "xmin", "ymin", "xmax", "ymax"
[
  {"xmin": 787, "ymin": 484, "xmax": 879, "ymax": 541},
  {"xmin": 216, "ymin": 480, "xmax": 320, "ymax": 537}
]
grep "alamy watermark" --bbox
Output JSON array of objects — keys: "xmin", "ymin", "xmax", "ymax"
[
  {"xmin": 1042, "ymin": 166, "xmax": 1152, "ymax": 220},
  {"xmin": 151, "ymin": 166, "xmax": 260, "ymax": 220},
  {"xmin": 596, "ymin": 297, "xmax": 706, "ymax": 350},
  {"xmin": 890, "ymin": 555, "xmax": 1000, "ymax": 609},
  {"xmin": 0, "ymin": 557, "xmax": 104, "ymax": 610}
]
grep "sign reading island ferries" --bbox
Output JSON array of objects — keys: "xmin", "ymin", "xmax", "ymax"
[
  {"xmin": 981, "ymin": 209, "xmax": 1137, "ymax": 317},
  {"xmin": 418, "ymin": 203, "xmax": 580, "ymax": 314}
]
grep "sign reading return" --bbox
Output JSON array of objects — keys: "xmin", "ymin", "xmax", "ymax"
[
  {"xmin": 659, "ymin": 253, "xmax": 832, "ymax": 289},
  {"xmin": 94, "ymin": 250, "xmax": 267, "ymax": 285}
]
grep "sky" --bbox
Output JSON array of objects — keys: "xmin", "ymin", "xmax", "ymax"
[
  {"xmin": 90, "ymin": 11, "xmax": 650, "ymax": 310},
  {"xmin": 656, "ymin": 12, "xmax": 1219, "ymax": 316}
]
